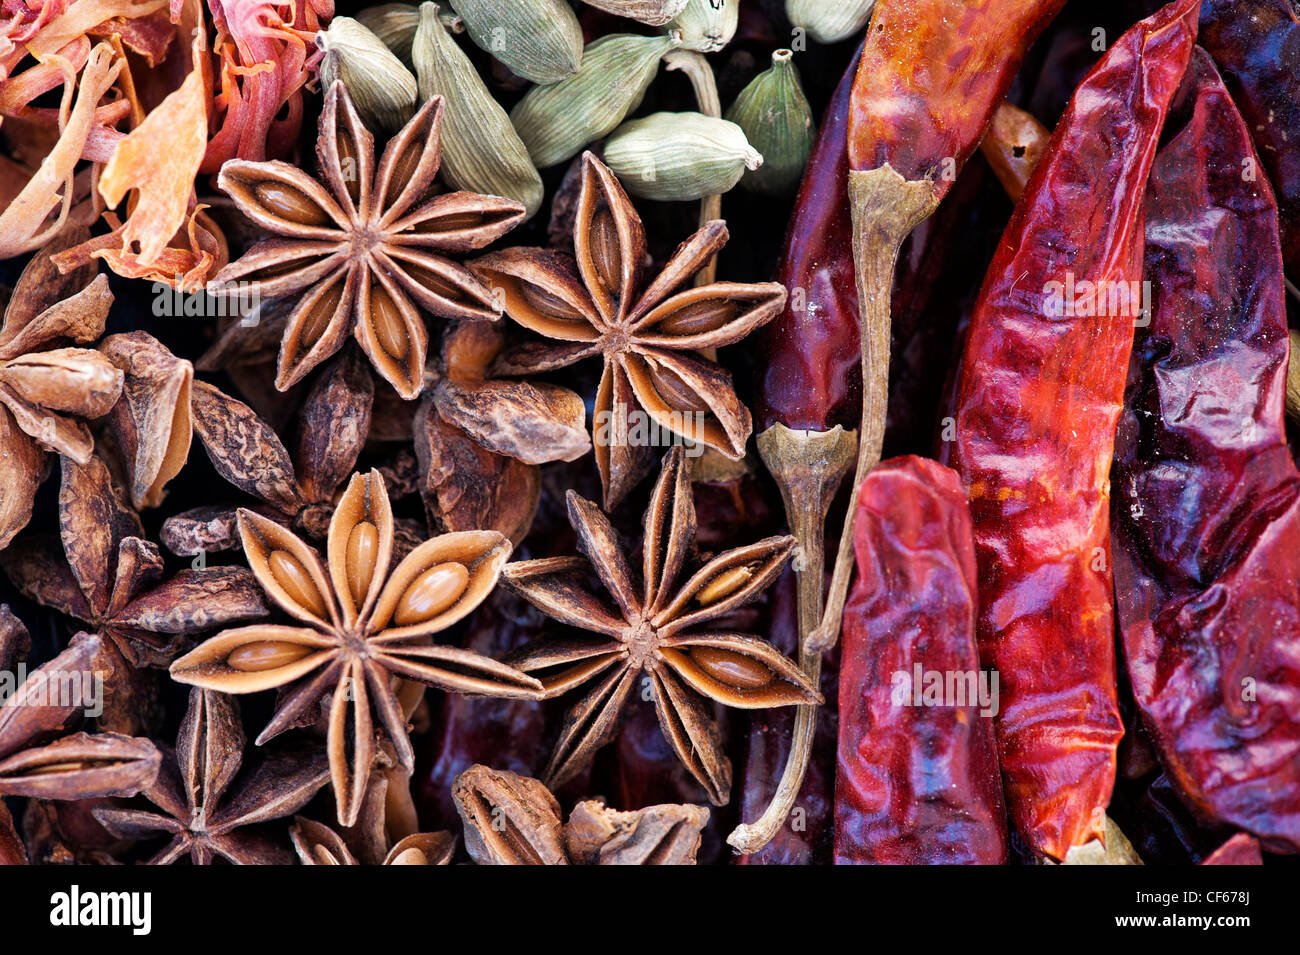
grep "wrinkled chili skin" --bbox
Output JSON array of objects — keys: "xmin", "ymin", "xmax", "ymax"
[
  {"xmin": 847, "ymin": 0, "xmax": 1066, "ymax": 186},
  {"xmin": 1202, "ymin": 834, "xmax": 1264, "ymax": 866},
  {"xmin": 834, "ymin": 457, "xmax": 1005, "ymax": 865},
  {"xmin": 1111, "ymin": 50, "xmax": 1300, "ymax": 854},
  {"xmin": 757, "ymin": 42, "xmax": 992, "ymax": 445},
  {"xmin": 947, "ymin": 0, "xmax": 1200, "ymax": 860},
  {"xmin": 1199, "ymin": 0, "xmax": 1300, "ymax": 279},
  {"xmin": 756, "ymin": 45, "xmax": 862, "ymax": 433}
]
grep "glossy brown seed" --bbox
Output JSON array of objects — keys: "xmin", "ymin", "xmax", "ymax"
[
  {"xmin": 404, "ymin": 261, "xmax": 472, "ymax": 304},
  {"xmin": 346, "ymin": 521, "xmax": 380, "ymax": 605},
  {"xmin": 385, "ymin": 144, "xmax": 420, "ymax": 208},
  {"xmin": 415, "ymin": 212, "xmax": 485, "ymax": 233},
  {"xmin": 589, "ymin": 207, "xmax": 622, "ymax": 295},
  {"xmin": 268, "ymin": 549, "xmax": 330, "ymax": 619},
  {"xmin": 695, "ymin": 565, "xmax": 755, "ymax": 605},
  {"xmin": 649, "ymin": 364, "xmax": 709, "ymax": 413},
  {"xmin": 313, "ymin": 845, "xmax": 344, "ymax": 865},
  {"xmin": 689, "ymin": 646, "xmax": 772, "ymax": 690},
  {"xmin": 389, "ymin": 847, "xmax": 429, "ymax": 865},
  {"xmin": 393, "ymin": 562, "xmax": 469, "ymax": 626},
  {"xmin": 20, "ymin": 761, "xmax": 92, "ymax": 776},
  {"xmin": 227, "ymin": 640, "xmax": 316, "ymax": 672},
  {"xmin": 299, "ymin": 280, "xmax": 346, "ymax": 352},
  {"xmin": 370, "ymin": 283, "xmax": 411, "ymax": 361},
  {"xmin": 655, "ymin": 299, "xmax": 738, "ymax": 337},
  {"xmin": 254, "ymin": 181, "xmax": 329, "ymax": 226},
  {"xmin": 520, "ymin": 281, "xmax": 586, "ymax": 322}
]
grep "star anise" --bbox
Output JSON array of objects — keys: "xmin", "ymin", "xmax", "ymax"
[
  {"xmin": 0, "ymin": 624, "xmax": 161, "ymax": 802},
  {"xmin": 93, "ymin": 688, "xmax": 330, "ymax": 865},
  {"xmin": 211, "ymin": 80, "xmax": 526, "ymax": 399},
  {"xmin": 501, "ymin": 447, "xmax": 820, "ymax": 804},
  {"xmin": 169, "ymin": 469, "xmax": 544, "ymax": 826},
  {"xmin": 162, "ymin": 349, "xmax": 383, "ymax": 553},
  {"xmin": 96, "ymin": 331, "xmax": 194, "ymax": 511},
  {"xmin": 452, "ymin": 764, "xmax": 711, "ymax": 865},
  {"xmin": 471, "ymin": 152, "xmax": 787, "ymax": 508},
  {"xmin": 0, "ymin": 226, "xmax": 122, "ymax": 548},
  {"xmin": 290, "ymin": 817, "xmax": 454, "ymax": 866},
  {"xmin": 1, "ymin": 453, "xmax": 270, "ymax": 670}
]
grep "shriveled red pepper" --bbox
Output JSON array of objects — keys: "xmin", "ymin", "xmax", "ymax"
[
  {"xmin": 756, "ymin": 43, "xmax": 862, "ymax": 435},
  {"xmin": 811, "ymin": 0, "xmax": 1066, "ymax": 654},
  {"xmin": 1199, "ymin": 0, "xmax": 1300, "ymax": 284},
  {"xmin": 1202, "ymin": 834, "xmax": 1263, "ymax": 866},
  {"xmin": 835, "ymin": 456, "xmax": 1006, "ymax": 865},
  {"xmin": 946, "ymin": 0, "xmax": 1200, "ymax": 860},
  {"xmin": 1111, "ymin": 49, "xmax": 1300, "ymax": 854}
]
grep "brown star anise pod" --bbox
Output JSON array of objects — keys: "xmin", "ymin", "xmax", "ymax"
[
  {"xmin": 452, "ymin": 764, "xmax": 710, "ymax": 865},
  {"xmin": 211, "ymin": 80, "xmax": 526, "ymax": 399},
  {"xmin": 0, "ymin": 226, "xmax": 122, "ymax": 548},
  {"xmin": 290, "ymin": 817, "xmax": 454, "ymax": 866},
  {"xmin": 1, "ymin": 453, "xmax": 270, "ymax": 670},
  {"xmin": 161, "ymin": 349, "xmax": 383, "ymax": 553},
  {"xmin": 170, "ymin": 469, "xmax": 543, "ymax": 826},
  {"xmin": 0, "ymin": 623, "xmax": 161, "ymax": 802},
  {"xmin": 93, "ymin": 689, "xmax": 330, "ymax": 865},
  {"xmin": 501, "ymin": 447, "xmax": 820, "ymax": 804},
  {"xmin": 471, "ymin": 152, "xmax": 786, "ymax": 508}
]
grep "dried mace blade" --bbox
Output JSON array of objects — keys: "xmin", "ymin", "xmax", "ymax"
[
  {"xmin": 170, "ymin": 468, "xmax": 543, "ymax": 827},
  {"xmin": 501, "ymin": 447, "xmax": 820, "ymax": 805},
  {"xmin": 211, "ymin": 80, "xmax": 526, "ymax": 399}
]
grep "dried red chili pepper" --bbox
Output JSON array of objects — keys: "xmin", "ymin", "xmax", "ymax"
[
  {"xmin": 1199, "ymin": 0, "xmax": 1300, "ymax": 284},
  {"xmin": 834, "ymin": 456, "xmax": 1006, "ymax": 865},
  {"xmin": 1202, "ymin": 834, "xmax": 1263, "ymax": 866},
  {"xmin": 1111, "ymin": 49, "xmax": 1300, "ymax": 854},
  {"xmin": 946, "ymin": 0, "xmax": 1200, "ymax": 860},
  {"xmin": 812, "ymin": 0, "xmax": 1066, "ymax": 654},
  {"xmin": 756, "ymin": 42, "xmax": 862, "ymax": 435}
]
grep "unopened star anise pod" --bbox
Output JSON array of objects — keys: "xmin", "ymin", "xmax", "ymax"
[
  {"xmin": 211, "ymin": 80, "xmax": 526, "ymax": 399},
  {"xmin": 162, "ymin": 349, "xmax": 380, "ymax": 552},
  {"xmin": 472, "ymin": 152, "xmax": 786, "ymax": 507},
  {"xmin": 502, "ymin": 447, "xmax": 820, "ymax": 804},
  {"xmin": 0, "ymin": 626, "xmax": 161, "ymax": 801},
  {"xmin": 170, "ymin": 469, "xmax": 543, "ymax": 826},
  {"xmin": 1, "ymin": 453, "xmax": 270, "ymax": 669},
  {"xmin": 93, "ymin": 688, "xmax": 330, "ymax": 865},
  {"xmin": 452, "ymin": 764, "xmax": 710, "ymax": 865},
  {"xmin": 96, "ymin": 331, "xmax": 194, "ymax": 510},
  {"xmin": 0, "ymin": 226, "xmax": 122, "ymax": 548}
]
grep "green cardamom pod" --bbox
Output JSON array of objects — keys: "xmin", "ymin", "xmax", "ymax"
[
  {"xmin": 317, "ymin": 16, "xmax": 419, "ymax": 133},
  {"xmin": 786, "ymin": 0, "xmax": 876, "ymax": 45},
  {"xmin": 668, "ymin": 0, "xmax": 739, "ymax": 53},
  {"xmin": 412, "ymin": 3, "xmax": 543, "ymax": 218},
  {"xmin": 724, "ymin": 49, "xmax": 815, "ymax": 197},
  {"xmin": 448, "ymin": 0, "xmax": 583, "ymax": 85},
  {"xmin": 511, "ymin": 32, "xmax": 679, "ymax": 169},
  {"xmin": 357, "ymin": 3, "xmax": 464, "ymax": 68},
  {"xmin": 585, "ymin": 0, "xmax": 689, "ymax": 25},
  {"xmin": 602, "ymin": 112, "xmax": 762, "ymax": 202}
]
